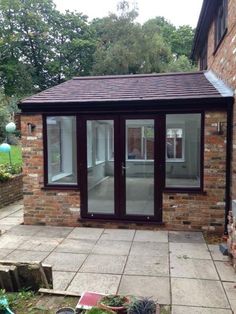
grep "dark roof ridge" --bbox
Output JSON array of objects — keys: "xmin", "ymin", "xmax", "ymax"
[{"xmin": 72, "ymin": 71, "xmax": 205, "ymax": 80}]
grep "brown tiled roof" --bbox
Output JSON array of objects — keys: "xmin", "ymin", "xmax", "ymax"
[{"xmin": 20, "ymin": 71, "xmax": 225, "ymax": 104}]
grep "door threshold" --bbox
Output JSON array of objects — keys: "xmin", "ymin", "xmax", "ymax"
[{"xmin": 78, "ymin": 217, "xmax": 165, "ymax": 228}]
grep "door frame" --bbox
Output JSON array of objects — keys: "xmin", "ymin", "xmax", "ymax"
[{"xmin": 79, "ymin": 113, "xmax": 165, "ymax": 222}]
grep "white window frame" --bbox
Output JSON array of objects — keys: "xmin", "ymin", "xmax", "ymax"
[{"xmin": 166, "ymin": 127, "xmax": 185, "ymax": 162}]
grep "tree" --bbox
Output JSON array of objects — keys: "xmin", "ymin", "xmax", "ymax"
[{"xmin": 0, "ymin": 0, "xmax": 96, "ymax": 96}]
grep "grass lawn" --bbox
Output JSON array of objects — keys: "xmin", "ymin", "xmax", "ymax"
[{"xmin": 0, "ymin": 145, "xmax": 22, "ymax": 166}]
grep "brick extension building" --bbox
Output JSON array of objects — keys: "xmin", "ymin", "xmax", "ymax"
[
  {"xmin": 18, "ymin": 0, "xmax": 235, "ymax": 233},
  {"xmin": 192, "ymin": 0, "xmax": 236, "ymax": 221}
]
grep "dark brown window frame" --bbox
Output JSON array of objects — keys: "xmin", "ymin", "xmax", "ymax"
[
  {"xmin": 214, "ymin": 0, "xmax": 228, "ymax": 53},
  {"xmin": 43, "ymin": 111, "xmax": 205, "ymax": 194}
]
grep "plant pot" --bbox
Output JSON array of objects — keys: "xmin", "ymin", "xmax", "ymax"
[
  {"xmin": 56, "ymin": 307, "xmax": 75, "ymax": 314},
  {"xmin": 99, "ymin": 296, "xmax": 129, "ymax": 314}
]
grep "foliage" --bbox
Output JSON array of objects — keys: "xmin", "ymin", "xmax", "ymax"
[
  {"xmin": 86, "ymin": 307, "xmax": 114, "ymax": 314},
  {"xmin": 0, "ymin": 145, "xmax": 22, "ymax": 166},
  {"xmin": 0, "ymin": 0, "xmax": 96, "ymax": 96},
  {"xmin": 100, "ymin": 295, "xmax": 127, "ymax": 307},
  {"xmin": 0, "ymin": 0, "xmax": 196, "ymax": 100},
  {"xmin": 126, "ymin": 297, "xmax": 156, "ymax": 314},
  {"xmin": 0, "ymin": 163, "xmax": 21, "ymax": 182}
]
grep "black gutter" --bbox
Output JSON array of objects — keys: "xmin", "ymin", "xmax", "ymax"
[{"xmin": 225, "ymin": 98, "xmax": 234, "ymax": 234}]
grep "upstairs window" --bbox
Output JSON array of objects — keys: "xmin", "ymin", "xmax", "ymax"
[{"xmin": 215, "ymin": 0, "xmax": 228, "ymax": 49}]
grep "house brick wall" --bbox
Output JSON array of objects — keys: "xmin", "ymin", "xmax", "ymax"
[
  {"xmin": 0, "ymin": 174, "xmax": 23, "ymax": 208},
  {"xmin": 21, "ymin": 115, "xmax": 81, "ymax": 226},
  {"xmin": 204, "ymin": 0, "xmax": 236, "ymax": 197},
  {"xmin": 21, "ymin": 111, "xmax": 227, "ymax": 232}
]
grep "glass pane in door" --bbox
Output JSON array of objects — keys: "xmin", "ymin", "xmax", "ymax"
[
  {"xmin": 87, "ymin": 120, "xmax": 115, "ymax": 214},
  {"xmin": 125, "ymin": 120, "xmax": 155, "ymax": 216}
]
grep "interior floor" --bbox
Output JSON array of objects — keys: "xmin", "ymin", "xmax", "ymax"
[{"xmin": 88, "ymin": 176, "xmax": 200, "ymax": 216}]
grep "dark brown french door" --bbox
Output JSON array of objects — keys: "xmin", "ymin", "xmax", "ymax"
[{"xmin": 79, "ymin": 115, "xmax": 164, "ymax": 222}]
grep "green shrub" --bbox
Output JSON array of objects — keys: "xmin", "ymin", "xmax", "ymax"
[{"xmin": 0, "ymin": 163, "xmax": 21, "ymax": 183}]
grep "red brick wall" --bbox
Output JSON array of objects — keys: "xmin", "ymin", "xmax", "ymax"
[
  {"xmin": 203, "ymin": 0, "xmax": 236, "ymax": 197},
  {"xmin": 21, "ymin": 115, "xmax": 81, "ymax": 226},
  {"xmin": 0, "ymin": 174, "xmax": 23, "ymax": 208},
  {"xmin": 21, "ymin": 112, "xmax": 227, "ymax": 232}
]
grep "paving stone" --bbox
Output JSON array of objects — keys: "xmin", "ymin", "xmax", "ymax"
[
  {"xmin": 169, "ymin": 231, "xmax": 205, "ymax": 243},
  {"xmin": 92, "ymin": 240, "xmax": 132, "ymax": 255},
  {"xmin": 124, "ymin": 255, "xmax": 169, "ymax": 276},
  {"xmin": 208, "ymin": 245, "xmax": 229, "ymax": 262},
  {"xmin": 68, "ymin": 227, "xmax": 104, "ymax": 240},
  {"xmin": 172, "ymin": 306, "xmax": 232, "ymax": 314},
  {"xmin": 118, "ymin": 275, "xmax": 170, "ymax": 304},
  {"xmin": 8, "ymin": 225, "xmax": 42, "ymax": 236},
  {"xmin": 5, "ymin": 249, "xmax": 49, "ymax": 262},
  {"xmin": 9, "ymin": 211, "xmax": 23, "ymax": 218},
  {"xmin": 53, "ymin": 271, "xmax": 76, "ymax": 290},
  {"xmin": 169, "ymin": 242, "xmax": 211, "ymax": 259},
  {"xmin": 134, "ymin": 230, "xmax": 168, "ymax": 243},
  {"xmin": 223, "ymin": 282, "xmax": 236, "ymax": 313},
  {"xmin": 80, "ymin": 254, "xmax": 127, "ymax": 274},
  {"xmin": 170, "ymin": 256, "xmax": 219, "ymax": 280},
  {"xmin": 171, "ymin": 278, "xmax": 230, "ymax": 308},
  {"xmin": 44, "ymin": 252, "xmax": 87, "ymax": 272},
  {"xmin": 35, "ymin": 226, "xmax": 73, "ymax": 238},
  {"xmin": 67, "ymin": 273, "xmax": 121, "ymax": 295},
  {"xmin": 0, "ymin": 224, "xmax": 14, "ymax": 231},
  {"xmin": 130, "ymin": 242, "xmax": 168, "ymax": 257},
  {"xmin": 100, "ymin": 229, "xmax": 135, "ymax": 241},
  {"xmin": 18, "ymin": 237, "xmax": 62, "ymax": 252},
  {"xmin": 0, "ymin": 235, "xmax": 29, "ymax": 249},
  {"xmin": 0, "ymin": 248, "xmax": 13, "ymax": 259},
  {"xmin": 215, "ymin": 261, "xmax": 236, "ymax": 282},
  {"xmin": 0, "ymin": 217, "xmax": 23, "ymax": 225},
  {"xmin": 55, "ymin": 238, "xmax": 96, "ymax": 254}
]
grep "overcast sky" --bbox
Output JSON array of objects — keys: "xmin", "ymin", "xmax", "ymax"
[{"xmin": 54, "ymin": 0, "xmax": 203, "ymax": 28}]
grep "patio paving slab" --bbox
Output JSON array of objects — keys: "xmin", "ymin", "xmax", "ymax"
[
  {"xmin": 67, "ymin": 273, "xmax": 121, "ymax": 295},
  {"xmin": 44, "ymin": 252, "xmax": 87, "ymax": 272},
  {"xmin": 118, "ymin": 275, "xmax": 170, "ymax": 304},
  {"xmin": 0, "ymin": 224, "xmax": 14, "ymax": 231},
  {"xmin": 129, "ymin": 242, "xmax": 168, "ymax": 257},
  {"xmin": 134, "ymin": 230, "xmax": 168, "ymax": 243},
  {"xmin": 8, "ymin": 225, "xmax": 43, "ymax": 236},
  {"xmin": 215, "ymin": 261, "xmax": 236, "ymax": 282},
  {"xmin": 170, "ymin": 256, "xmax": 219, "ymax": 280},
  {"xmin": 68, "ymin": 227, "xmax": 104, "ymax": 240},
  {"xmin": 0, "ymin": 217, "xmax": 23, "ymax": 225},
  {"xmin": 208, "ymin": 245, "xmax": 229, "ymax": 262},
  {"xmin": 100, "ymin": 229, "xmax": 135, "ymax": 241},
  {"xmin": 0, "ymin": 248, "xmax": 14, "ymax": 259},
  {"xmin": 124, "ymin": 255, "xmax": 169, "ymax": 276},
  {"xmin": 35, "ymin": 226, "xmax": 73, "ymax": 238},
  {"xmin": 222, "ymin": 282, "xmax": 236, "ymax": 313},
  {"xmin": 55, "ymin": 238, "xmax": 96, "ymax": 254},
  {"xmin": 17, "ymin": 237, "xmax": 62, "ymax": 252},
  {"xmin": 92, "ymin": 240, "xmax": 132, "ymax": 255},
  {"xmin": 53, "ymin": 271, "xmax": 76, "ymax": 290},
  {"xmin": 80, "ymin": 254, "xmax": 127, "ymax": 274},
  {"xmin": 171, "ymin": 278, "xmax": 230, "ymax": 308},
  {"xmin": 169, "ymin": 242, "xmax": 211, "ymax": 259},
  {"xmin": 169, "ymin": 231, "xmax": 205, "ymax": 243},
  {"xmin": 0, "ymin": 235, "xmax": 30, "ymax": 249},
  {"xmin": 172, "ymin": 306, "xmax": 232, "ymax": 314},
  {"xmin": 5, "ymin": 249, "xmax": 49, "ymax": 262}
]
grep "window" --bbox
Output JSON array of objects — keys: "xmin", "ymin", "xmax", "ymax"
[
  {"xmin": 166, "ymin": 128, "xmax": 184, "ymax": 161},
  {"xmin": 215, "ymin": 0, "xmax": 228, "ymax": 49},
  {"xmin": 127, "ymin": 123, "xmax": 154, "ymax": 160},
  {"xmin": 46, "ymin": 116, "xmax": 77, "ymax": 185},
  {"xmin": 166, "ymin": 114, "xmax": 201, "ymax": 189}
]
